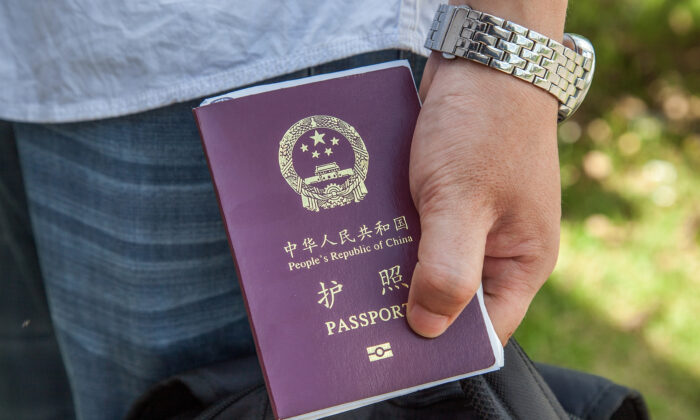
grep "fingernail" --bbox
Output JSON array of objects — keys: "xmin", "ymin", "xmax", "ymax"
[{"xmin": 408, "ymin": 303, "xmax": 449, "ymax": 338}]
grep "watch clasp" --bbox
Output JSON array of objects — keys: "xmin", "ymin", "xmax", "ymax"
[
  {"xmin": 437, "ymin": 6, "xmax": 472, "ymax": 60},
  {"xmin": 559, "ymin": 34, "xmax": 596, "ymax": 122}
]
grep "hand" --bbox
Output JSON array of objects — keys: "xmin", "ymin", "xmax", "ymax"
[{"xmin": 406, "ymin": 51, "xmax": 562, "ymax": 345}]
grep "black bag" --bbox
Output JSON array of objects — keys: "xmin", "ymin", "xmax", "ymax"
[{"xmin": 126, "ymin": 340, "xmax": 649, "ymax": 420}]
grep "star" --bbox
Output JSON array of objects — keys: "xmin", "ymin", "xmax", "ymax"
[
  {"xmin": 312, "ymin": 150, "xmax": 320, "ymax": 159},
  {"xmin": 331, "ymin": 137, "xmax": 340, "ymax": 146},
  {"xmin": 310, "ymin": 130, "xmax": 326, "ymax": 146},
  {"xmin": 300, "ymin": 144, "xmax": 309, "ymax": 152},
  {"xmin": 324, "ymin": 147, "xmax": 333, "ymax": 156}
]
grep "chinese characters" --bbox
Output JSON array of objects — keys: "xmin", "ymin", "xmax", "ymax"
[
  {"xmin": 378, "ymin": 265, "xmax": 408, "ymax": 295},
  {"xmin": 283, "ymin": 215, "xmax": 409, "ymax": 258},
  {"xmin": 317, "ymin": 281, "xmax": 343, "ymax": 309}
]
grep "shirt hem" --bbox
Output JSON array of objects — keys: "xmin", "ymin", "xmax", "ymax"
[{"xmin": 2, "ymin": 32, "xmax": 429, "ymax": 124}]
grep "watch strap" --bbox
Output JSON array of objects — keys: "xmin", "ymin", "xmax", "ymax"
[{"xmin": 425, "ymin": 4, "xmax": 595, "ymax": 122}]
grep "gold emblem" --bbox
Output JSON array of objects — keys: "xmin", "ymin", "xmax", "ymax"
[
  {"xmin": 366, "ymin": 342, "xmax": 394, "ymax": 362},
  {"xmin": 279, "ymin": 116, "xmax": 369, "ymax": 211}
]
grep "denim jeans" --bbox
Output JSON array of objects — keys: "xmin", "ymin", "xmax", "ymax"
[
  {"xmin": 1, "ymin": 50, "xmax": 426, "ymax": 420},
  {"xmin": 0, "ymin": 123, "xmax": 74, "ymax": 419}
]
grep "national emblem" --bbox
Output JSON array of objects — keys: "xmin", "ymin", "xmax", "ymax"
[{"xmin": 279, "ymin": 116, "xmax": 369, "ymax": 211}]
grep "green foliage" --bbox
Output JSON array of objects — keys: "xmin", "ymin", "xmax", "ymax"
[{"xmin": 516, "ymin": 1, "xmax": 700, "ymax": 418}]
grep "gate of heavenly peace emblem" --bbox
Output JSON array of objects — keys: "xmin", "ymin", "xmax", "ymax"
[{"xmin": 279, "ymin": 116, "xmax": 368, "ymax": 212}]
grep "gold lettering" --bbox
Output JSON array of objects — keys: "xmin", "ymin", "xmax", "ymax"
[
  {"xmin": 329, "ymin": 245, "xmax": 372, "ymax": 262},
  {"xmin": 379, "ymin": 308, "xmax": 392, "ymax": 321},
  {"xmin": 284, "ymin": 241, "xmax": 297, "ymax": 258},
  {"xmin": 368, "ymin": 311, "xmax": 379, "ymax": 325},
  {"xmin": 393, "ymin": 216, "xmax": 408, "ymax": 231},
  {"xmin": 323, "ymin": 303, "xmax": 409, "ymax": 336},
  {"xmin": 337, "ymin": 319, "xmax": 350, "ymax": 333},
  {"xmin": 288, "ymin": 256, "xmax": 321, "ymax": 271},
  {"xmin": 385, "ymin": 235, "xmax": 414, "ymax": 248},
  {"xmin": 391, "ymin": 305, "xmax": 404, "ymax": 319}
]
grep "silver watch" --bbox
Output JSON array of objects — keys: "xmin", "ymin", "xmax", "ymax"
[{"xmin": 425, "ymin": 4, "xmax": 595, "ymax": 123}]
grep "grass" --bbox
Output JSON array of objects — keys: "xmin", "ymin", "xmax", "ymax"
[
  {"xmin": 515, "ymin": 1, "xmax": 700, "ymax": 417},
  {"xmin": 518, "ymin": 101, "xmax": 700, "ymax": 419}
]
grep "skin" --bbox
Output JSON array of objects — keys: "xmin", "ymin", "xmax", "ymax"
[{"xmin": 406, "ymin": 0, "xmax": 569, "ymax": 345}]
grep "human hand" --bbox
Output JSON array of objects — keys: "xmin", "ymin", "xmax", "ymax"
[{"xmin": 406, "ymin": 1, "xmax": 567, "ymax": 344}]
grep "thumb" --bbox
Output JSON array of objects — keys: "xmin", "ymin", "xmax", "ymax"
[{"xmin": 407, "ymin": 206, "xmax": 492, "ymax": 338}]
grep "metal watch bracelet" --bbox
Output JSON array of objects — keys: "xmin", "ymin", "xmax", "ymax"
[{"xmin": 425, "ymin": 4, "xmax": 595, "ymax": 123}]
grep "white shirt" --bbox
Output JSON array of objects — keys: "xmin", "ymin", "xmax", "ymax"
[{"xmin": 0, "ymin": 0, "xmax": 437, "ymax": 123}]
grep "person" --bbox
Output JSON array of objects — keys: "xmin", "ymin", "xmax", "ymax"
[{"xmin": 0, "ymin": 1, "xmax": 565, "ymax": 418}]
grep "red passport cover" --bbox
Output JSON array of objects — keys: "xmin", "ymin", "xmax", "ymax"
[{"xmin": 193, "ymin": 61, "xmax": 502, "ymax": 420}]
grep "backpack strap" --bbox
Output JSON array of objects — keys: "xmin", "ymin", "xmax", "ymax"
[
  {"xmin": 460, "ymin": 339, "xmax": 570, "ymax": 419},
  {"xmin": 127, "ymin": 339, "xmax": 649, "ymax": 420},
  {"xmin": 534, "ymin": 363, "xmax": 650, "ymax": 420}
]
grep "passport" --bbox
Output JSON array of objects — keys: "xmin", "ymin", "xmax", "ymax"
[{"xmin": 193, "ymin": 61, "xmax": 503, "ymax": 420}]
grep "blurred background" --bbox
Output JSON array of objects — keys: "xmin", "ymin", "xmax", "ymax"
[{"xmin": 515, "ymin": 0, "xmax": 700, "ymax": 418}]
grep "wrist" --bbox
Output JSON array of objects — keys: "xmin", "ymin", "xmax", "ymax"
[
  {"xmin": 421, "ymin": 2, "xmax": 592, "ymax": 123},
  {"xmin": 426, "ymin": 52, "xmax": 559, "ymax": 125}
]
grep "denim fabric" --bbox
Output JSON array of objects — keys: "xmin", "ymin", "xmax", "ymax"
[
  {"xmin": 13, "ymin": 104, "xmax": 257, "ymax": 420},
  {"xmin": 0, "ymin": 122, "xmax": 75, "ymax": 419},
  {"xmin": 6, "ymin": 50, "xmax": 426, "ymax": 420}
]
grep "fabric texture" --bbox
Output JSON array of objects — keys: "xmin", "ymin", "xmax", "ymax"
[
  {"xmin": 9, "ymin": 50, "xmax": 426, "ymax": 420},
  {"xmin": 0, "ymin": 0, "xmax": 437, "ymax": 123},
  {"xmin": 0, "ymin": 122, "xmax": 75, "ymax": 419},
  {"xmin": 535, "ymin": 363, "xmax": 650, "ymax": 420},
  {"xmin": 126, "ymin": 353, "xmax": 481, "ymax": 420},
  {"xmin": 13, "ymin": 100, "xmax": 257, "ymax": 419},
  {"xmin": 125, "ymin": 340, "xmax": 649, "ymax": 420}
]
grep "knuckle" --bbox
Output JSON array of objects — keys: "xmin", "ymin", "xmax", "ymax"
[
  {"xmin": 510, "ymin": 238, "xmax": 559, "ymax": 283},
  {"xmin": 522, "ymin": 214, "xmax": 561, "ymax": 273},
  {"xmin": 412, "ymin": 164, "xmax": 499, "ymax": 223},
  {"xmin": 414, "ymin": 260, "xmax": 479, "ymax": 315},
  {"xmin": 413, "ymin": 177, "xmax": 461, "ymax": 218},
  {"xmin": 491, "ymin": 200, "xmax": 561, "ymax": 269}
]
